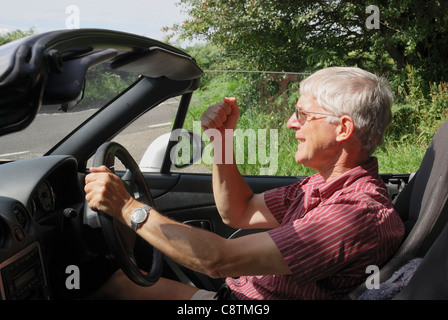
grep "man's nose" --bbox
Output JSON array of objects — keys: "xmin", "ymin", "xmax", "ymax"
[{"xmin": 287, "ymin": 112, "xmax": 300, "ymax": 129}]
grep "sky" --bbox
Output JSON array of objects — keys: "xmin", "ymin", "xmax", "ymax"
[{"xmin": 0, "ymin": 0, "xmax": 190, "ymax": 44}]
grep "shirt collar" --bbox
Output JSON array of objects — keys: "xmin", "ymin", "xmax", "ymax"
[{"xmin": 315, "ymin": 157, "xmax": 379, "ymax": 200}]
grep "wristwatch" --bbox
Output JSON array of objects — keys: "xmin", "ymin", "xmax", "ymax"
[{"xmin": 130, "ymin": 204, "xmax": 151, "ymax": 231}]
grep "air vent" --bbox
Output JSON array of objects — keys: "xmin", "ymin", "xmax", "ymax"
[{"xmin": 13, "ymin": 204, "xmax": 29, "ymax": 231}]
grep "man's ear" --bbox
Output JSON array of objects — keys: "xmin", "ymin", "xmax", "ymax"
[{"xmin": 335, "ymin": 115, "xmax": 355, "ymax": 142}]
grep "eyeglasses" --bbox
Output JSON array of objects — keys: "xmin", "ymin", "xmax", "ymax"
[{"xmin": 294, "ymin": 107, "xmax": 338, "ymax": 125}]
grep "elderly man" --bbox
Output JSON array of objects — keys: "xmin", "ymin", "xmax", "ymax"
[{"xmin": 85, "ymin": 67, "xmax": 404, "ymax": 300}]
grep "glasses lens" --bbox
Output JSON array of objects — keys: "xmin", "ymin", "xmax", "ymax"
[{"xmin": 295, "ymin": 108, "xmax": 306, "ymax": 124}]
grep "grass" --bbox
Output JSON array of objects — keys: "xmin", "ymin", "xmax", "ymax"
[
  {"xmin": 185, "ymin": 100, "xmax": 427, "ymax": 177},
  {"xmin": 374, "ymin": 141, "xmax": 426, "ymax": 174},
  {"xmin": 183, "ymin": 71, "xmax": 445, "ymax": 177}
]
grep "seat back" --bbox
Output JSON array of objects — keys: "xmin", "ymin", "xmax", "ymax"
[
  {"xmin": 346, "ymin": 118, "xmax": 448, "ymax": 299},
  {"xmin": 394, "ymin": 219, "xmax": 448, "ymax": 299}
]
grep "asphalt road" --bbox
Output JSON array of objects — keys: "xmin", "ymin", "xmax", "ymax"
[
  {"xmin": 0, "ymin": 97, "xmax": 211, "ymax": 173},
  {"xmin": 0, "ymin": 98, "xmax": 180, "ymax": 162}
]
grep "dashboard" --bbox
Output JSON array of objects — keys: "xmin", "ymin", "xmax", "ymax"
[{"xmin": 0, "ymin": 156, "xmax": 85, "ymax": 299}]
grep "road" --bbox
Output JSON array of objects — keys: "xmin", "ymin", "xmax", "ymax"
[
  {"xmin": 0, "ymin": 97, "xmax": 211, "ymax": 173},
  {"xmin": 0, "ymin": 98, "xmax": 180, "ymax": 162}
]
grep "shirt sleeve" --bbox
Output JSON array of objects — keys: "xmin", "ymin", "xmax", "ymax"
[{"xmin": 264, "ymin": 179, "xmax": 308, "ymax": 224}]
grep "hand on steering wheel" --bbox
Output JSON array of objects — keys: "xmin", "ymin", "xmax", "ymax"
[{"xmin": 86, "ymin": 141, "xmax": 163, "ymax": 286}]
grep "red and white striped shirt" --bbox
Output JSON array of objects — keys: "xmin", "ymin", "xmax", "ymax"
[{"xmin": 226, "ymin": 158, "xmax": 405, "ymax": 300}]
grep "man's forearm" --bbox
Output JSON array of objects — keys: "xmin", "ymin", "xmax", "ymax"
[
  {"xmin": 211, "ymin": 132, "xmax": 254, "ymax": 228},
  {"xmin": 135, "ymin": 206, "xmax": 229, "ymax": 278},
  {"xmin": 212, "ymin": 160, "xmax": 254, "ymax": 227}
]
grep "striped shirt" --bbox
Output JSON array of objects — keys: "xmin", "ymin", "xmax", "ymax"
[{"xmin": 226, "ymin": 158, "xmax": 405, "ymax": 300}]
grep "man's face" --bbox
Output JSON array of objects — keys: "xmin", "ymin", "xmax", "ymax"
[{"xmin": 287, "ymin": 95, "xmax": 339, "ymax": 172}]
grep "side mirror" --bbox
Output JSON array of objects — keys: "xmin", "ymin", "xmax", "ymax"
[{"xmin": 139, "ymin": 130, "xmax": 204, "ymax": 172}]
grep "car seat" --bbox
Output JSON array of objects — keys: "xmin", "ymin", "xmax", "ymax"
[
  {"xmin": 394, "ymin": 217, "xmax": 448, "ymax": 299},
  {"xmin": 344, "ymin": 118, "xmax": 448, "ymax": 299}
]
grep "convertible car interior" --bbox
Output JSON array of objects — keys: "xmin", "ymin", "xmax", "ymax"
[{"xmin": 0, "ymin": 29, "xmax": 448, "ymax": 301}]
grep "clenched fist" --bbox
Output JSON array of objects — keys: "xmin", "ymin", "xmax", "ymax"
[{"xmin": 200, "ymin": 97, "xmax": 240, "ymax": 136}]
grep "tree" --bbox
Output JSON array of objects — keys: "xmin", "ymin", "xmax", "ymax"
[
  {"xmin": 370, "ymin": 0, "xmax": 448, "ymax": 83},
  {"xmin": 166, "ymin": 0, "xmax": 448, "ymax": 83}
]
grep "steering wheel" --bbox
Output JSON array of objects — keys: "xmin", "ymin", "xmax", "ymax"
[{"xmin": 91, "ymin": 141, "xmax": 163, "ymax": 286}]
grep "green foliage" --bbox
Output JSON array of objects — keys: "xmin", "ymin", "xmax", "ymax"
[
  {"xmin": 82, "ymin": 64, "xmax": 135, "ymax": 106},
  {"xmin": 0, "ymin": 28, "xmax": 35, "ymax": 45},
  {"xmin": 387, "ymin": 65, "xmax": 448, "ymax": 147},
  {"xmin": 184, "ymin": 43, "xmax": 225, "ymax": 89},
  {"xmin": 186, "ymin": 43, "xmax": 446, "ymax": 175},
  {"xmin": 172, "ymin": 0, "xmax": 448, "ymax": 174},
  {"xmin": 374, "ymin": 141, "xmax": 426, "ymax": 173},
  {"xmin": 169, "ymin": 0, "xmax": 448, "ymax": 83},
  {"xmin": 186, "ymin": 68, "xmax": 315, "ymax": 176}
]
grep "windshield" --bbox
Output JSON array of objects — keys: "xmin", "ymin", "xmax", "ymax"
[{"xmin": 0, "ymin": 64, "xmax": 137, "ymax": 162}]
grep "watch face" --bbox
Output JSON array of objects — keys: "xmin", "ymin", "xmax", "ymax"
[{"xmin": 132, "ymin": 208, "xmax": 147, "ymax": 223}]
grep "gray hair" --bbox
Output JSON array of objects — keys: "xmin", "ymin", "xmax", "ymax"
[{"xmin": 299, "ymin": 67, "xmax": 394, "ymax": 154}]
